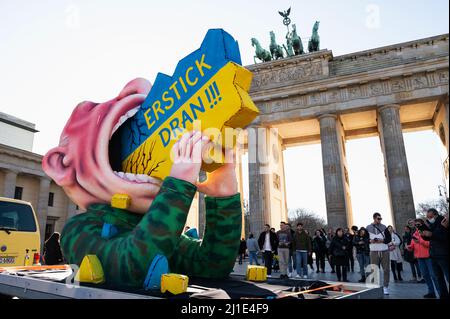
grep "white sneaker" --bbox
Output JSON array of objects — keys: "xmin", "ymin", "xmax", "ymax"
[
  {"xmin": 383, "ymin": 287, "xmax": 389, "ymax": 295},
  {"xmin": 303, "ymin": 275, "xmax": 308, "ymax": 279},
  {"xmin": 288, "ymin": 272, "xmax": 292, "ymax": 277},
  {"xmin": 267, "ymin": 275, "xmax": 272, "ymax": 278},
  {"xmin": 295, "ymin": 274, "xmax": 300, "ymax": 278}
]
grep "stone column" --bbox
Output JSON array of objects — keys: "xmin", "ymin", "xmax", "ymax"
[
  {"xmin": 3, "ymin": 169, "xmax": 18, "ymax": 198},
  {"xmin": 434, "ymin": 95, "xmax": 449, "ymax": 153},
  {"xmin": 197, "ymin": 170, "xmax": 207, "ymax": 238},
  {"xmin": 248, "ymin": 126, "xmax": 270, "ymax": 235},
  {"xmin": 36, "ymin": 177, "xmax": 51, "ymax": 250},
  {"xmin": 378, "ymin": 104, "xmax": 415, "ymax": 229},
  {"xmin": 319, "ymin": 114, "xmax": 353, "ymax": 228},
  {"xmin": 248, "ymin": 126, "xmax": 287, "ymax": 234}
]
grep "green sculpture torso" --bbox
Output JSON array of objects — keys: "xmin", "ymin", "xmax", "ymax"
[{"xmin": 61, "ymin": 177, "xmax": 242, "ymax": 288}]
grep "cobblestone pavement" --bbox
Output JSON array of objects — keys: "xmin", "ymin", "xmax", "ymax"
[{"xmin": 231, "ymin": 257, "xmax": 431, "ymax": 299}]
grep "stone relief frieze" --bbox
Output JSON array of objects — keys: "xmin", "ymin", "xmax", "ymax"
[
  {"xmin": 251, "ymin": 61, "xmax": 324, "ymax": 90},
  {"xmin": 259, "ymin": 70, "xmax": 448, "ymax": 115}
]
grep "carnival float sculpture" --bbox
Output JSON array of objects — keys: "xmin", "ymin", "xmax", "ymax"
[{"xmin": 42, "ymin": 29, "xmax": 259, "ymax": 289}]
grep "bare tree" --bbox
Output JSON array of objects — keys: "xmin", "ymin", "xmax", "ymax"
[
  {"xmin": 288, "ymin": 208, "xmax": 328, "ymax": 234},
  {"xmin": 415, "ymin": 198, "xmax": 449, "ymax": 219}
]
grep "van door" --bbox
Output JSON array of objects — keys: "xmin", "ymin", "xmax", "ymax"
[{"xmin": 0, "ymin": 201, "xmax": 40, "ymax": 266}]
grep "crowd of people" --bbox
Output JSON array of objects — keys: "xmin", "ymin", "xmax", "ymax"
[{"xmin": 239, "ymin": 208, "xmax": 449, "ymax": 299}]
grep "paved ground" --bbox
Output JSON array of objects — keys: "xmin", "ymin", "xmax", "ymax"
[{"xmin": 231, "ymin": 256, "xmax": 431, "ymax": 299}]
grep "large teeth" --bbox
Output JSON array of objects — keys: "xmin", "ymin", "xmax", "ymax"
[
  {"xmin": 111, "ymin": 105, "xmax": 141, "ymax": 136},
  {"xmin": 113, "ymin": 171, "xmax": 154, "ymax": 183}
]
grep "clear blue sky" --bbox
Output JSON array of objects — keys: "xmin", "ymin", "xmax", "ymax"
[{"xmin": 1, "ymin": 0, "xmax": 448, "ymax": 227}]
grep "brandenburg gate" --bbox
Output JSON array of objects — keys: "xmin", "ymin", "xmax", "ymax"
[{"xmin": 244, "ymin": 33, "xmax": 449, "ymax": 233}]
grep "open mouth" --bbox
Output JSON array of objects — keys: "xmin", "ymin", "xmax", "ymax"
[{"xmin": 108, "ymin": 103, "xmax": 157, "ymax": 184}]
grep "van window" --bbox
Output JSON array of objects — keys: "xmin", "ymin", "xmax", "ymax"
[{"xmin": 0, "ymin": 201, "xmax": 37, "ymax": 232}]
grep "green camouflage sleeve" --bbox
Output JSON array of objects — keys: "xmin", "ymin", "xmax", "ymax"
[
  {"xmin": 60, "ymin": 176, "xmax": 196, "ymax": 287},
  {"xmin": 169, "ymin": 193, "xmax": 242, "ymax": 278}
]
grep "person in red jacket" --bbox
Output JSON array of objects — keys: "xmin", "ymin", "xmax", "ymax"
[{"xmin": 407, "ymin": 219, "xmax": 439, "ymax": 299}]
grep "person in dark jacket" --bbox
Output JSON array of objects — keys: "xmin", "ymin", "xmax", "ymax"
[
  {"xmin": 312, "ymin": 229, "xmax": 327, "ymax": 273},
  {"xmin": 421, "ymin": 209, "xmax": 449, "ymax": 299},
  {"xmin": 305, "ymin": 230, "xmax": 314, "ymax": 271},
  {"xmin": 353, "ymin": 227, "xmax": 370, "ymax": 282},
  {"xmin": 293, "ymin": 223, "xmax": 312, "ymax": 278},
  {"xmin": 326, "ymin": 227, "xmax": 336, "ymax": 273},
  {"xmin": 258, "ymin": 224, "xmax": 278, "ymax": 277},
  {"xmin": 43, "ymin": 232, "xmax": 64, "ymax": 265},
  {"xmin": 329, "ymin": 228, "xmax": 350, "ymax": 282},
  {"xmin": 344, "ymin": 227, "xmax": 355, "ymax": 272},
  {"xmin": 238, "ymin": 238, "xmax": 247, "ymax": 264},
  {"xmin": 288, "ymin": 224, "xmax": 296, "ymax": 276},
  {"xmin": 403, "ymin": 225, "xmax": 422, "ymax": 282}
]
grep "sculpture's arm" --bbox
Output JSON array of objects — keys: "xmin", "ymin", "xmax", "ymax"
[
  {"xmin": 60, "ymin": 176, "xmax": 196, "ymax": 287},
  {"xmin": 169, "ymin": 193, "xmax": 242, "ymax": 278}
]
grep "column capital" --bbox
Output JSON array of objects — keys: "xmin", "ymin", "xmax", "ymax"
[
  {"xmin": 39, "ymin": 176, "xmax": 51, "ymax": 183},
  {"xmin": 247, "ymin": 124, "xmax": 266, "ymax": 129},
  {"xmin": 2, "ymin": 168, "xmax": 19, "ymax": 175},
  {"xmin": 378, "ymin": 104, "xmax": 400, "ymax": 113},
  {"xmin": 318, "ymin": 113, "xmax": 338, "ymax": 121}
]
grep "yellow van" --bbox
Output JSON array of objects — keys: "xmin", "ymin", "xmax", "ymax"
[{"xmin": 0, "ymin": 197, "xmax": 41, "ymax": 267}]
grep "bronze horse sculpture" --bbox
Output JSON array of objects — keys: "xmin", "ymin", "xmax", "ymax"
[{"xmin": 251, "ymin": 38, "xmax": 272, "ymax": 63}]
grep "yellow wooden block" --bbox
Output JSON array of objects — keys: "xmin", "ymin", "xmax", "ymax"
[
  {"xmin": 111, "ymin": 193, "xmax": 131, "ymax": 210},
  {"xmin": 75, "ymin": 255, "xmax": 105, "ymax": 284},
  {"xmin": 246, "ymin": 265, "xmax": 267, "ymax": 282},
  {"xmin": 160, "ymin": 273, "xmax": 189, "ymax": 295}
]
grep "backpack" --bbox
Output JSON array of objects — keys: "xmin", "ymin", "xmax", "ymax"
[{"xmin": 374, "ymin": 225, "xmax": 392, "ymax": 244}]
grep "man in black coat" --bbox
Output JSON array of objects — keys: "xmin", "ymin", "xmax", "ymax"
[
  {"xmin": 258, "ymin": 224, "xmax": 279, "ymax": 277},
  {"xmin": 421, "ymin": 208, "xmax": 449, "ymax": 299}
]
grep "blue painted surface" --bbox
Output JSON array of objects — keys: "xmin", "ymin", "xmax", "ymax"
[
  {"xmin": 143, "ymin": 254, "xmax": 169, "ymax": 291},
  {"xmin": 101, "ymin": 223, "xmax": 119, "ymax": 239},
  {"xmin": 116, "ymin": 29, "xmax": 241, "ymax": 161}
]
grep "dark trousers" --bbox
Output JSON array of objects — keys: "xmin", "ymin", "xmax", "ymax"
[
  {"xmin": 238, "ymin": 253, "xmax": 245, "ymax": 264},
  {"xmin": 263, "ymin": 251, "xmax": 274, "ymax": 275},
  {"xmin": 348, "ymin": 250, "xmax": 354, "ymax": 271},
  {"xmin": 336, "ymin": 265, "xmax": 348, "ymax": 281},
  {"xmin": 315, "ymin": 251, "xmax": 326, "ymax": 271},
  {"xmin": 327, "ymin": 254, "xmax": 335, "ymax": 271},
  {"xmin": 408, "ymin": 259, "xmax": 422, "ymax": 279},
  {"xmin": 391, "ymin": 260, "xmax": 403, "ymax": 280},
  {"xmin": 308, "ymin": 253, "xmax": 314, "ymax": 269},
  {"xmin": 431, "ymin": 257, "xmax": 449, "ymax": 299}
]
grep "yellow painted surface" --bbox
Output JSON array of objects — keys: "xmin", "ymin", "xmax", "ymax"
[
  {"xmin": 122, "ymin": 62, "xmax": 259, "ymax": 180},
  {"xmin": 246, "ymin": 265, "xmax": 267, "ymax": 281},
  {"xmin": 0, "ymin": 197, "xmax": 40, "ymax": 267},
  {"xmin": 111, "ymin": 193, "xmax": 131, "ymax": 210},
  {"xmin": 160, "ymin": 273, "xmax": 189, "ymax": 295},
  {"xmin": 75, "ymin": 255, "xmax": 105, "ymax": 284}
]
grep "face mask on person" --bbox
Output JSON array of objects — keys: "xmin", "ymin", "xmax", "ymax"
[{"xmin": 427, "ymin": 217, "xmax": 436, "ymax": 224}]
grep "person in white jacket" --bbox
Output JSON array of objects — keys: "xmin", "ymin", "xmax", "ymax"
[
  {"xmin": 388, "ymin": 225, "xmax": 404, "ymax": 282},
  {"xmin": 366, "ymin": 212, "xmax": 392, "ymax": 295}
]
